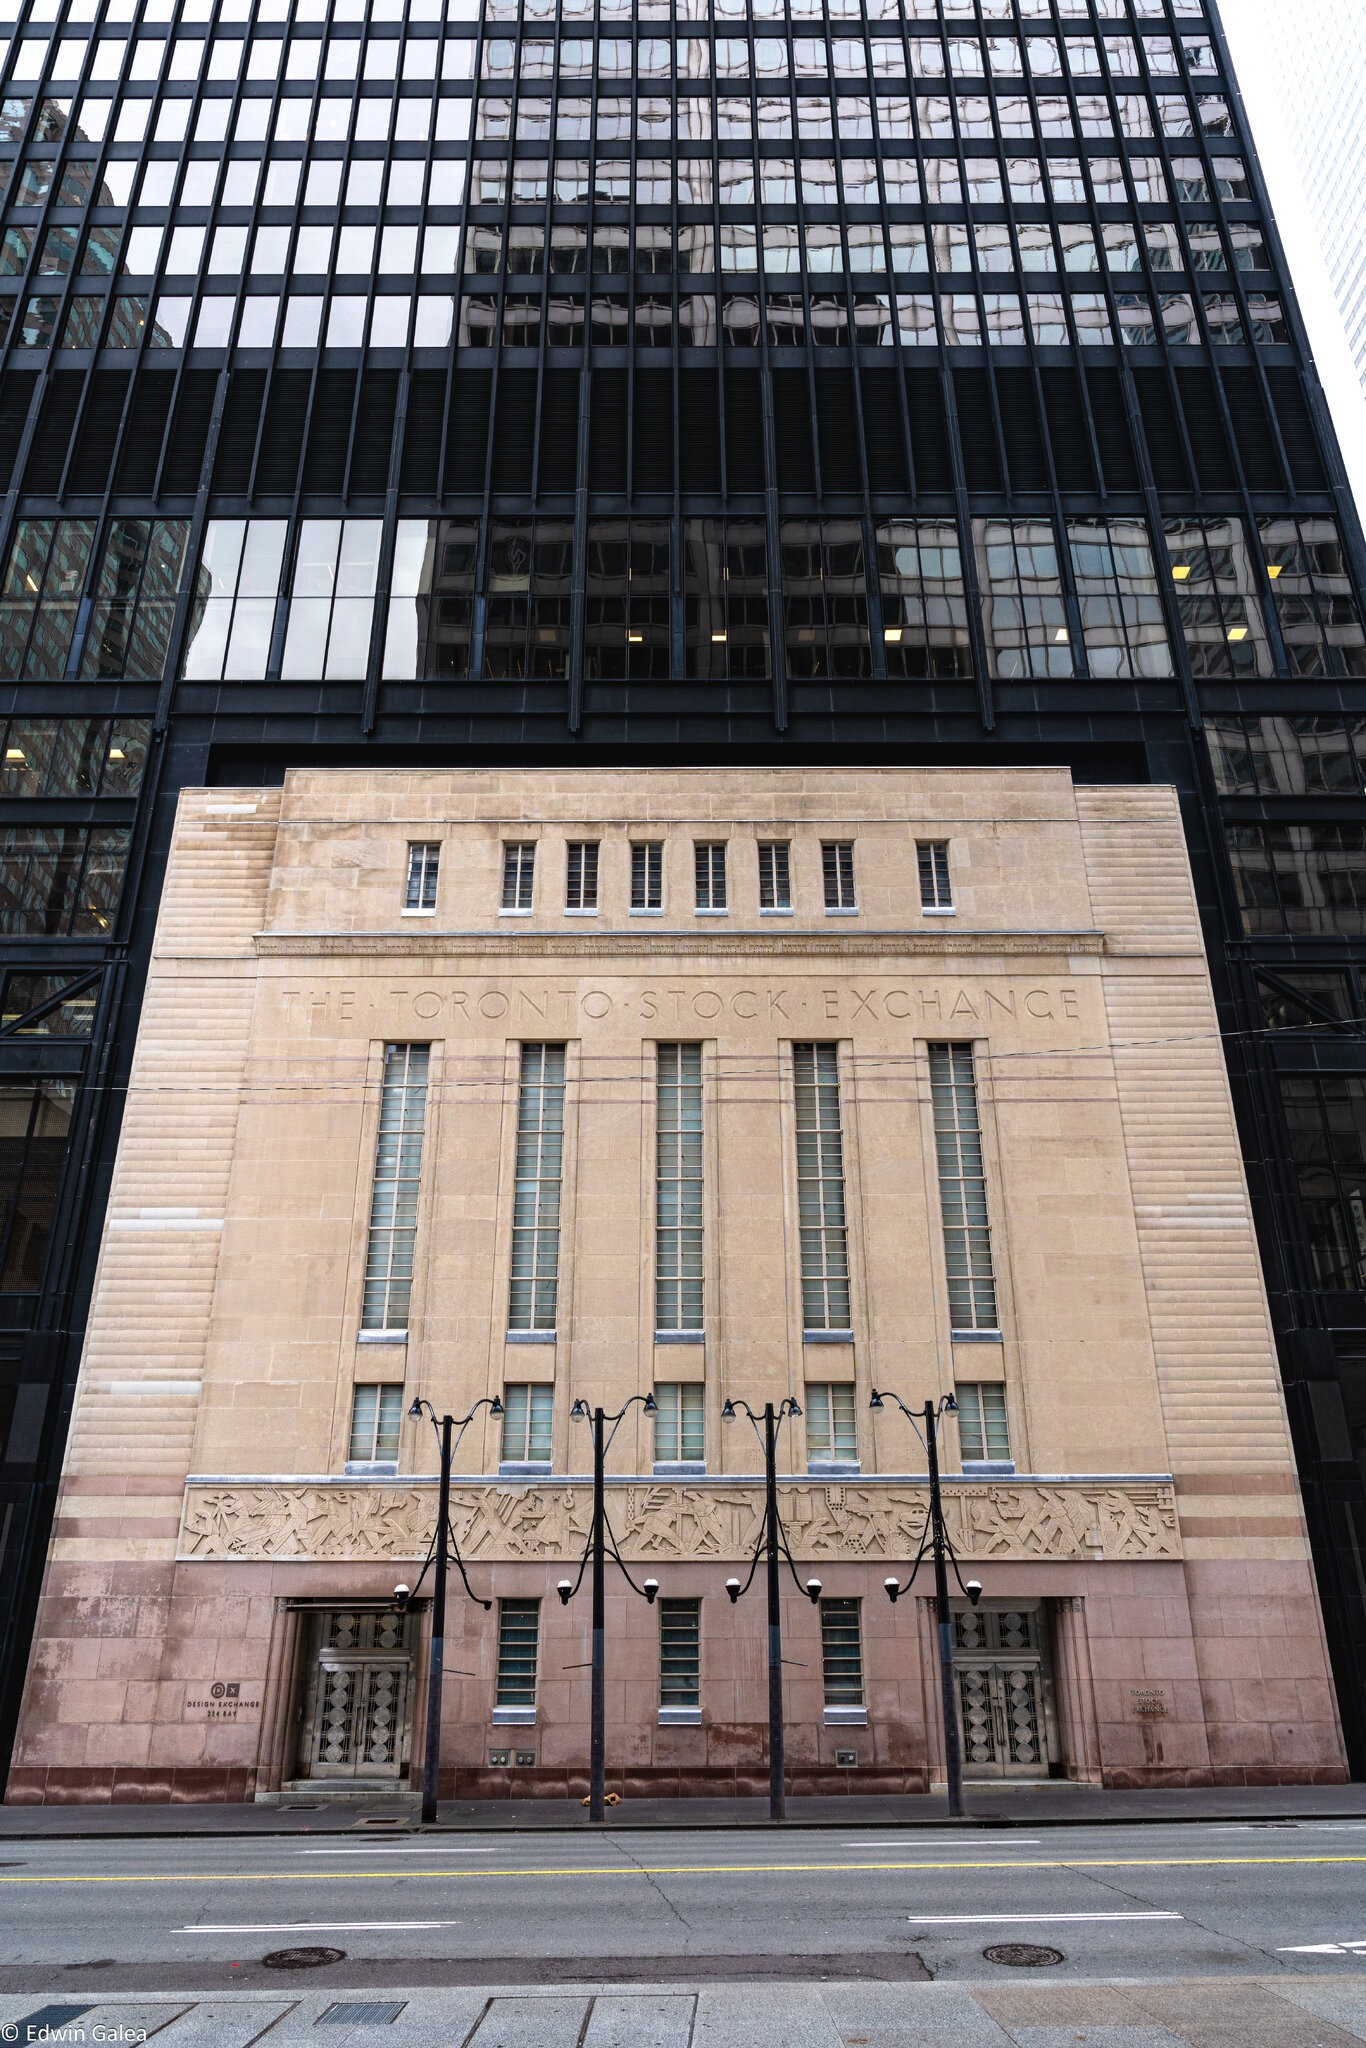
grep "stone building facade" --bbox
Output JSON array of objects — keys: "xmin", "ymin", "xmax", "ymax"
[{"xmin": 5, "ymin": 766, "xmax": 1347, "ymax": 1801}]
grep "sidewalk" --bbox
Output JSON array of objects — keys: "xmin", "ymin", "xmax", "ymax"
[{"xmin": 3, "ymin": 1780, "xmax": 1366, "ymax": 1837}]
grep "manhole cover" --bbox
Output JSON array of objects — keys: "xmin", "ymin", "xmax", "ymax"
[
  {"xmin": 262, "ymin": 1947, "xmax": 347, "ymax": 1971},
  {"xmin": 982, "ymin": 1943, "xmax": 1065, "ymax": 1969}
]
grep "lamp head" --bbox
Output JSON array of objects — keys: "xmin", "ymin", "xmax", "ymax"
[
  {"xmin": 789, "ymin": 1398, "xmax": 802, "ymax": 1418},
  {"xmin": 643, "ymin": 1577, "xmax": 659, "ymax": 1605},
  {"xmin": 805, "ymin": 1577, "xmax": 822, "ymax": 1604},
  {"xmin": 569, "ymin": 1399, "xmax": 588, "ymax": 1420},
  {"xmin": 725, "ymin": 1576, "xmax": 741, "ymax": 1604},
  {"xmin": 556, "ymin": 1578, "xmax": 573, "ymax": 1606},
  {"xmin": 869, "ymin": 1389, "xmax": 885, "ymax": 1410},
  {"xmin": 489, "ymin": 1395, "xmax": 504, "ymax": 1416},
  {"xmin": 883, "ymin": 1576, "xmax": 900, "ymax": 1604},
  {"xmin": 943, "ymin": 1391, "xmax": 958, "ymax": 1414},
  {"xmin": 642, "ymin": 1392, "xmax": 657, "ymax": 1414},
  {"xmin": 721, "ymin": 1399, "xmax": 736, "ymax": 1421},
  {"xmin": 966, "ymin": 1579, "xmax": 983, "ymax": 1608},
  {"xmin": 408, "ymin": 1397, "xmax": 424, "ymax": 1420},
  {"xmin": 393, "ymin": 1583, "xmax": 411, "ymax": 1611}
]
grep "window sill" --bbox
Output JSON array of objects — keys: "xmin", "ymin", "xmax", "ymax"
[
  {"xmin": 759, "ymin": 907, "xmax": 793, "ymax": 916},
  {"xmin": 498, "ymin": 908, "xmax": 534, "ymax": 917},
  {"xmin": 506, "ymin": 1329, "xmax": 556, "ymax": 1344},
  {"xmin": 658, "ymin": 1706, "xmax": 702, "ymax": 1727},
  {"xmin": 922, "ymin": 905, "xmax": 958, "ymax": 917},
  {"xmin": 653, "ymin": 1460, "xmax": 707, "ymax": 1479},
  {"xmin": 343, "ymin": 1459, "xmax": 399, "ymax": 1479},
  {"xmin": 803, "ymin": 1330, "xmax": 854, "ymax": 1345},
  {"xmin": 824, "ymin": 1706, "xmax": 868, "ymax": 1727},
  {"xmin": 962, "ymin": 1459, "xmax": 1016, "ymax": 1479},
  {"xmin": 630, "ymin": 907, "xmax": 664, "ymax": 917},
  {"xmin": 564, "ymin": 907, "xmax": 598, "ymax": 918},
  {"xmin": 492, "ymin": 1705, "xmax": 537, "ymax": 1725},
  {"xmin": 401, "ymin": 907, "xmax": 436, "ymax": 918},
  {"xmin": 357, "ymin": 1330, "xmax": 407, "ymax": 1345},
  {"xmin": 824, "ymin": 906, "xmax": 859, "ymax": 917},
  {"xmin": 808, "ymin": 1459, "xmax": 861, "ymax": 1480},
  {"xmin": 655, "ymin": 1330, "xmax": 704, "ymax": 1345},
  {"xmin": 952, "ymin": 1329, "xmax": 1003, "ymax": 1343},
  {"xmin": 498, "ymin": 1460, "xmax": 553, "ymax": 1480},
  {"xmin": 694, "ymin": 907, "xmax": 729, "ymax": 917}
]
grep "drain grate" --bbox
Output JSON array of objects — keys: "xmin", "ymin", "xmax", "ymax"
[
  {"xmin": 317, "ymin": 2002, "xmax": 407, "ymax": 2027},
  {"xmin": 983, "ymin": 1943, "xmax": 1064, "ymax": 1969},
  {"xmin": 262, "ymin": 1948, "xmax": 348, "ymax": 1971}
]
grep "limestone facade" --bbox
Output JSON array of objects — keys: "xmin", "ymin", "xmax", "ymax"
[{"xmin": 6, "ymin": 766, "xmax": 1347, "ymax": 1801}]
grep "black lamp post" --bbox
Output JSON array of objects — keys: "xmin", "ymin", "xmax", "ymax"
[
  {"xmin": 720, "ymin": 1396, "xmax": 822, "ymax": 1824},
  {"xmin": 869, "ymin": 1389, "xmax": 982, "ymax": 1819},
  {"xmin": 557, "ymin": 1393, "xmax": 660, "ymax": 1823},
  {"xmin": 394, "ymin": 1394, "xmax": 503, "ymax": 1825}
]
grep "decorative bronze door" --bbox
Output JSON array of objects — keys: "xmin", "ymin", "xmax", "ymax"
[
  {"xmin": 953, "ymin": 1604, "xmax": 1055, "ymax": 1779},
  {"xmin": 296, "ymin": 1608, "xmax": 414, "ymax": 1781}
]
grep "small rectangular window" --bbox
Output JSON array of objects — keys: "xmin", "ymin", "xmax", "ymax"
[
  {"xmin": 758, "ymin": 840, "xmax": 791, "ymax": 911},
  {"xmin": 918, "ymin": 840, "xmax": 953, "ymax": 911},
  {"xmin": 405, "ymin": 841, "xmax": 440, "ymax": 911},
  {"xmin": 502, "ymin": 841, "xmax": 536, "ymax": 911},
  {"xmin": 348, "ymin": 1383, "xmax": 402, "ymax": 1463},
  {"xmin": 805, "ymin": 1381, "xmax": 857, "ymax": 1463},
  {"xmin": 695, "ymin": 841, "xmax": 727, "ymax": 912},
  {"xmin": 631, "ymin": 840, "xmax": 663, "ymax": 911},
  {"xmin": 566, "ymin": 840, "xmax": 599, "ymax": 912},
  {"xmin": 660, "ymin": 1597, "xmax": 701, "ymax": 1709},
  {"xmin": 956, "ymin": 1382, "xmax": 1010, "ymax": 1463},
  {"xmin": 501, "ymin": 1382, "xmax": 554, "ymax": 1464},
  {"xmin": 496, "ymin": 1597, "xmax": 540, "ymax": 1708},
  {"xmin": 820, "ymin": 1597, "xmax": 864, "ymax": 1707},
  {"xmin": 654, "ymin": 1382, "xmax": 705, "ymax": 1464},
  {"xmin": 822, "ymin": 840, "xmax": 856, "ymax": 911}
]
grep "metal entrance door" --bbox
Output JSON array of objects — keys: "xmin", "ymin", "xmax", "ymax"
[
  {"xmin": 953, "ymin": 1604, "xmax": 1055, "ymax": 1779},
  {"xmin": 296, "ymin": 1608, "xmax": 415, "ymax": 1781}
]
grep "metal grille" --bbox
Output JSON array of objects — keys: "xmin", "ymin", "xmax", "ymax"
[
  {"xmin": 508, "ymin": 1042, "xmax": 565, "ymax": 1331},
  {"xmin": 495, "ymin": 1597, "xmax": 540, "ymax": 1708},
  {"xmin": 360, "ymin": 1044, "xmax": 429, "ymax": 1333},
  {"xmin": 819, "ymin": 1597, "xmax": 863, "ymax": 1708},
  {"xmin": 928, "ymin": 1043, "xmax": 998, "ymax": 1334},
  {"xmin": 660, "ymin": 1596, "xmax": 701, "ymax": 1708},
  {"xmin": 656, "ymin": 1041, "xmax": 703, "ymax": 1332},
  {"xmin": 793, "ymin": 1042, "xmax": 850, "ymax": 1332}
]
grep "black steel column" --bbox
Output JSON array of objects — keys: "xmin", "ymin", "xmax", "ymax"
[
  {"xmin": 420, "ymin": 1411, "xmax": 453, "ymax": 1826},
  {"xmin": 926, "ymin": 1398, "xmax": 964, "ymax": 1820},
  {"xmin": 590, "ymin": 1403, "xmax": 607, "ymax": 1824},
  {"xmin": 764, "ymin": 1401, "xmax": 785, "ymax": 1824}
]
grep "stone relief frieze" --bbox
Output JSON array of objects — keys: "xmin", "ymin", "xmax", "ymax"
[{"xmin": 178, "ymin": 1479, "xmax": 1180, "ymax": 1564}]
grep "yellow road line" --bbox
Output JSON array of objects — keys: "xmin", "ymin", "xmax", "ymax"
[{"xmin": 2, "ymin": 1855, "xmax": 1366, "ymax": 1886}]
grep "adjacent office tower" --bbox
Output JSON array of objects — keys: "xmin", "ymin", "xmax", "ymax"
[{"xmin": 3, "ymin": 0, "xmax": 1366, "ymax": 1782}]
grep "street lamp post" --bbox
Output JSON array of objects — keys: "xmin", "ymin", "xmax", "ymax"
[
  {"xmin": 557, "ymin": 1393, "xmax": 660, "ymax": 1823},
  {"xmin": 869, "ymin": 1389, "xmax": 982, "ymax": 1819},
  {"xmin": 394, "ymin": 1394, "xmax": 503, "ymax": 1825},
  {"xmin": 721, "ymin": 1396, "xmax": 823, "ymax": 1824}
]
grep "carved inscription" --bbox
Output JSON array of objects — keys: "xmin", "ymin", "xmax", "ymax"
[
  {"xmin": 278, "ymin": 983, "xmax": 1085, "ymax": 1030},
  {"xmin": 178, "ymin": 1479, "xmax": 1179, "ymax": 1565}
]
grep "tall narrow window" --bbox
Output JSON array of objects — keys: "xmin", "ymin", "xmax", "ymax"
[
  {"xmin": 805, "ymin": 1381, "xmax": 857, "ymax": 1464},
  {"xmin": 509, "ymin": 1043, "xmax": 566, "ymax": 1331},
  {"xmin": 501, "ymin": 1383, "xmax": 554, "ymax": 1464},
  {"xmin": 656, "ymin": 1043, "xmax": 704, "ymax": 1332},
  {"xmin": 405, "ymin": 841, "xmax": 439, "ymax": 911},
  {"xmin": 758, "ymin": 840, "xmax": 791, "ymax": 911},
  {"xmin": 654, "ymin": 1382, "xmax": 705, "ymax": 1465},
  {"xmin": 822, "ymin": 841, "xmax": 856, "ymax": 911},
  {"xmin": 348, "ymin": 1383, "xmax": 403, "ymax": 1464},
  {"xmin": 361, "ymin": 1043, "xmax": 429, "ymax": 1332},
  {"xmin": 956, "ymin": 1382, "xmax": 1011, "ymax": 1463},
  {"xmin": 793, "ymin": 1043, "xmax": 851, "ymax": 1331},
  {"xmin": 918, "ymin": 840, "xmax": 953, "ymax": 912},
  {"xmin": 929, "ymin": 1043, "xmax": 999, "ymax": 1332},
  {"xmin": 820, "ymin": 1597, "xmax": 864, "ymax": 1709},
  {"xmin": 695, "ymin": 841, "xmax": 727, "ymax": 911},
  {"xmin": 566, "ymin": 840, "xmax": 599, "ymax": 912},
  {"xmin": 495, "ymin": 1597, "xmax": 540, "ymax": 1711},
  {"xmin": 631, "ymin": 840, "xmax": 663, "ymax": 911},
  {"xmin": 660, "ymin": 1598, "xmax": 702, "ymax": 1713},
  {"xmin": 502, "ymin": 841, "xmax": 536, "ymax": 911}
]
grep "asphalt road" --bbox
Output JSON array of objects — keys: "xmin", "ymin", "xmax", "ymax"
[{"xmin": 5, "ymin": 1818, "xmax": 1366, "ymax": 2007}]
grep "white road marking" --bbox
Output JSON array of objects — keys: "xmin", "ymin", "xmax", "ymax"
[
  {"xmin": 300, "ymin": 1846, "xmax": 502, "ymax": 1856},
  {"xmin": 178, "ymin": 1921, "xmax": 462, "ymax": 1933},
  {"xmin": 1279, "ymin": 1939, "xmax": 1366, "ymax": 1955},
  {"xmin": 842, "ymin": 1838, "xmax": 1042, "ymax": 1849},
  {"xmin": 908, "ymin": 1912, "xmax": 1183, "ymax": 1925}
]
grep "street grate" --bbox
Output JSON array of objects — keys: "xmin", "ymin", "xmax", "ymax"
[{"xmin": 316, "ymin": 2003, "xmax": 408, "ymax": 2027}]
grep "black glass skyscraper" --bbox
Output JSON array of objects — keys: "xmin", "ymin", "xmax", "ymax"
[{"xmin": 2, "ymin": 0, "xmax": 1366, "ymax": 1775}]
